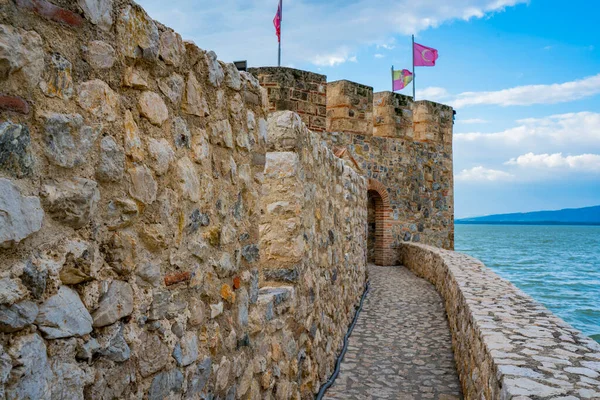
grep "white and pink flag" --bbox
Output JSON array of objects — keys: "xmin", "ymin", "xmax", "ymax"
[{"xmin": 414, "ymin": 42, "xmax": 438, "ymax": 67}]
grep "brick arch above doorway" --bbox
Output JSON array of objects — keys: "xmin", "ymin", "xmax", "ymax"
[{"xmin": 367, "ymin": 178, "xmax": 394, "ymax": 266}]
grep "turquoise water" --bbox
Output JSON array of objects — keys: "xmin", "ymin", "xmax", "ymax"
[{"xmin": 455, "ymin": 224, "xmax": 600, "ymax": 342}]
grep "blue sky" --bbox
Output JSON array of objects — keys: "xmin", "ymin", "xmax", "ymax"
[{"xmin": 138, "ymin": 0, "xmax": 600, "ymax": 218}]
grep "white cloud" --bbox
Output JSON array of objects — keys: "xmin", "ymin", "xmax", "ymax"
[
  {"xmin": 455, "ymin": 111, "xmax": 600, "ymax": 149},
  {"xmin": 459, "ymin": 118, "xmax": 488, "ymax": 124},
  {"xmin": 416, "ymin": 87, "xmax": 450, "ymax": 102},
  {"xmin": 312, "ymin": 49, "xmax": 357, "ymax": 66},
  {"xmin": 374, "ymin": 53, "xmax": 385, "ymax": 59},
  {"xmin": 506, "ymin": 153, "xmax": 600, "ymax": 172},
  {"xmin": 451, "ymin": 73, "xmax": 600, "ymax": 108},
  {"xmin": 455, "ymin": 166, "xmax": 514, "ymax": 182},
  {"xmin": 137, "ymin": 0, "xmax": 527, "ymax": 67}
]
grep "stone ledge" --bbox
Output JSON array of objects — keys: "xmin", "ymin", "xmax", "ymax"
[{"xmin": 399, "ymin": 243, "xmax": 600, "ymax": 399}]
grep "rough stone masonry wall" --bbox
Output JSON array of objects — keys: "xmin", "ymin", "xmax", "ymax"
[
  {"xmin": 248, "ymin": 67, "xmax": 327, "ymax": 133},
  {"xmin": 400, "ymin": 243, "xmax": 600, "ymax": 400},
  {"xmin": 260, "ymin": 111, "xmax": 367, "ymax": 396},
  {"xmin": 324, "ymin": 86, "xmax": 454, "ymax": 261},
  {"xmin": 0, "ymin": 0, "xmax": 325, "ymax": 399}
]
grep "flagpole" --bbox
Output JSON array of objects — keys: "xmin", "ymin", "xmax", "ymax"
[
  {"xmin": 391, "ymin": 65, "xmax": 394, "ymax": 92},
  {"xmin": 412, "ymin": 34, "xmax": 415, "ymax": 101},
  {"xmin": 278, "ymin": 0, "xmax": 282, "ymax": 66}
]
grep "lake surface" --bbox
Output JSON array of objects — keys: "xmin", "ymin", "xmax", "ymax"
[{"xmin": 455, "ymin": 224, "xmax": 600, "ymax": 342}]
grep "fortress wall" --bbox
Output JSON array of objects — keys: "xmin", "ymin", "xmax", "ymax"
[
  {"xmin": 326, "ymin": 80, "xmax": 373, "ymax": 135},
  {"xmin": 260, "ymin": 110, "xmax": 367, "ymax": 395},
  {"xmin": 248, "ymin": 67, "xmax": 327, "ymax": 132},
  {"xmin": 400, "ymin": 243, "xmax": 600, "ymax": 400},
  {"xmin": 0, "ymin": 1, "xmax": 366, "ymax": 399}
]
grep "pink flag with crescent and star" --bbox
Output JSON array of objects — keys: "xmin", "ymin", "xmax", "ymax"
[
  {"xmin": 273, "ymin": 0, "xmax": 282, "ymax": 43},
  {"xmin": 413, "ymin": 42, "xmax": 438, "ymax": 66}
]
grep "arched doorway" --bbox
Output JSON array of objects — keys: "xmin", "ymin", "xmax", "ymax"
[{"xmin": 367, "ymin": 179, "xmax": 393, "ymax": 266}]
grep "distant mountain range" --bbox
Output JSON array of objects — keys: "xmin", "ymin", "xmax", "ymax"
[{"xmin": 456, "ymin": 205, "xmax": 600, "ymax": 225}]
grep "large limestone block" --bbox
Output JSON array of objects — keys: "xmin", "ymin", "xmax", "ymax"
[
  {"xmin": 77, "ymin": 79, "xmax": 119, "ymax": 122},
  {"xmin": 138, "ymin": 91, "xmax": 168, "ymax": 126},
  {"xmin": 35, "ymin": 286, "xmax": 93, "ymax": 339},
  {"xmin": 6, "ymin": 333, "xmax": 52, "ymax": 400},
  {"xmin": 41, "ymin": 112, "xmax": 100, "ymax": 168},
  {"xmin": 0, "ymin": 24, "xmax": 44, "ymax": 88},
  {"xmin": 41, "ymin": 178, "xmax": 100, "ymax": 228},
  {"xmin": 92, "ymin": 280, "xmax": 134, "ymax": 327},
  {"xmin": 78, "ymin": 0, "xmax": 113, "ymax": 31},
  {"xmin": 0, "ymin": 179, "xmax": 44, "ymax": 248},
  {"xmin": 117, "ymin": 4, "xmax": 159, "ymax": 60},
  {"xmin": 0, "ymin": 122, "xmax": 33, "ymax": 178}
]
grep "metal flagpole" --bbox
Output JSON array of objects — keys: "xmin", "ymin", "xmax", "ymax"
[
  {"xmin": 391, "ymin": 65, "xmax": 394, "ymax": 92},
  {"xmin": 412, "ymin": 35, "xmax": 415, "ymax": 100},
  {"xmin": 278, "ymin": 0, "xmax": 282, "ymax": 66}
]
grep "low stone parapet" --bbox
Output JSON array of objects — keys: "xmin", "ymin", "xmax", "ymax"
[{"xmin": 399, "ymin": 243, "xmax": 600, "ymax": 399}]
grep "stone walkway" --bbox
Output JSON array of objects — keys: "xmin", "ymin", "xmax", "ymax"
[{"xmin": 324, "ymin": 264, "xmax": 463, "ymax": 400}]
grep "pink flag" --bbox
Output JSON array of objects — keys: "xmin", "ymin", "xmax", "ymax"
[
  {"xmin": 273, "ymin": 0, "xmax": 282, "ymax": 43},
  {"xmin": 413, "ymin": 42, "xmax": 438, "ymax": 67},
  {"xmin": 393, "ymin": 69, "xmax": 413, "ymax": 91}
]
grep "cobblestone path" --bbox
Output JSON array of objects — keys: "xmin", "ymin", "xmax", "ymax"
[{"xmin": 324, "ymin": 265, "xmax": 463, "ymax": 400}]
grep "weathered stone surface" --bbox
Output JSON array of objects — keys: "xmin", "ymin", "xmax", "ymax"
[
  {"xmin": 0, "ymin": 95, "xmax": 30, "ymax": 114},
  {"xmin": 79, "ymin": 0, "xmax": 113, "ymax": 30},
  {"xmin": 177, "ymin": 156, "xmax": 201, "ymax": 202},
  {"xmin": 35, "ymin": 286, "xmax": 92, "ymax": 339},
  {"xmin": 158, "ymin": 73, "xmax": 185, "ymax": 105},
  {"xmin": 15, "ymin": 0, "xmax": 84, "ymax": 27},
  {"xmin": 97, "ymin": 323, "xmax": 130, "ymax": 362},
  {"xmin": 77, "ymin": 79, "xmax": 119, "ymax": 122},
  {"xmin": 41, "ymin": 112, "xmax": 100, "ymax": 168},
  {"xmin": 187, "ymin": 357, "xmax": 211, "ymax": 395},
  {"xmin": 0, "ymin": 301, "xmax": 37, "ymax": 332},
  {"xmin": 6, "ymin": 333, "xmax": 52, "ymax": 399},
  {"xmin": 225, "ymin": 62, "xmax": 241, "ymax": 91},
  {"xmin": 0, "ymin": 345, "xmax": 11, "ymax": 399},
  {"xmin": 182, "ymin": 71, "xmax": 209, "ymax": 117},
  {"xmin": 206, "ymin": 50, "xmax": 224, "ymax": 87},
  {"xmin": 0, "ymin": 122, "xmax": 33, "ymax": 177},
  {"xmin": 106, "ymin": 198, "xmax": 139, "ymax": 230},
  {"xmin": 50, "ymin": 358, "xmax": 92, "ymax": 400},
  {"xmin": 123, "ymin": 110, "xmax": 144, "ymax": 161},
  {"xmin": 122, "ymin": 66, "xmax": 148, "ymax": 89},
  {"xmin": 139, "ymin": 223, "xmax": 168, "ymax": 251},
  {"xmin": 20, "ymin": 261, "xmax": 47, "ymax": 299},
  {"xmin": 0, "ymin": 25, "xmax": 44, "ymax": 88},
  {"xmin": 148, "ymin": 368, "xmax": 183, "ymax": 400},
  {"xmin": 137, "ymin": 331, "xmax": 169, "ymax": 377},
  {"xmin": 216, "ymin": 357, "xmax": 231, "ymax": 391},
  {"xmin": 136, "ymin": 261, "xmax": 161, "ymax": 287},
  {"xmin": 0, "ymin": 278, "xmax": 25, "ymax": 306},
  {"xmin": 211, "ymin": 119, "xmax": 234, "ymax": 149},
  {"xmin": 172, "ymin": 331, "xmax": 198, "ymax": 366},
  {"xmin": 117, "ymin": 4, "xmax": 159, "ymax": 60},
  {"xmin": 92, "ymin": 280, "xmax": 134, "ymax": 327},
  {"xmin": 41, "ymin": 178, "xmax": 100, "ymax": 228},
  {"xmin": 241, "ymin": 244, "xmax": 259, "ymax": 263},
  {"xmin": 97, "ymin": 136, "xmax": 125, "ymax": 182},
  {"xmin": 147, "ymin": 138, "xmax": 174, "ymax": 176},
  {"xmin": 40, "ymin": 52, "xmax": 73, "ymax": 99},
  {"xmin": 0, "ymin": 179, "xmax": 44, "ymax": 247},
  {"xmin": 128, "ymin": 165, "xmax": 157, "ymax": 205},
  {"xmin": 138, "ymin": 91, "xmax": 168, "ymax": 126},
  {"xmin": 83, "ymin": 40, "xmax": 115, "ymax": 69},
  {"xmin": 172, "ymin": 116, "xmax": 191, "ymax": 148},
  {"xmin": 159, "ymin": 30, "xmax": 185, "ymax": 66},
  {"xmin": 85, "ymin": 359, "xmax": 135, "ymax": 400}
]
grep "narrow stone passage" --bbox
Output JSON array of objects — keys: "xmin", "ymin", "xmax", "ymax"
[{"xmin": 324, "ymin": 264, "xmax": 463, "ymax": 400}]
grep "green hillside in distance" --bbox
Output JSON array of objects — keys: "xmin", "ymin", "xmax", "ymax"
[{"xmin": 456, "ymin": 205, "xmax": 600, "ymax": 225}]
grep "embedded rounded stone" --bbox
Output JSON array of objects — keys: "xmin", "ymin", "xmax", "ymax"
[
  {"xmin": 0, "ymin": 122, "xmax": 33, "ymax": 178},
  {"xmin": 172, "ymin": 117, "xmax": 190, "ymax": 149},
  {"xmin": 158, "ymin": 73, "xmax": 184, "ymax": 105},
  {"xmin": 176, "ymin": 157, "xmax": 200, "ymax": 202},
  {"xmin": 123, "ymin": 67, "xmax": 148, "ymax": 89},
  {"xmin": 138, "ymin": 91, "xmax": 168, "ymax": 126},
  {"xmin": 225, "ymin": 62, "xmax": 241, "ymax": 91},
  {"xmin": 0, "ymin": 24, "xmax": 44, "ymax": 88},
  {"xmin": 92, "ymin": 280, "xmax": 134, "ymax": 328},
  {"xmin": 97, "ymin": 136, "xmax": 125, "ymax": 182},
  {"xmin": 41, "ymin": 112, "xmax": 100, "ymax": 168},
  {"xmin": 159, "ymin": 30, "xmax": 185, "ymax": 66},
  {"xmin": 0, "ymin": 301, "xmax": 37, "ymax": 332},
  {"xmin": 187, "ymin": 357, "xmax": 211, "ymax": 395},
  {"xmin": 182, "ymin": 72, "xmax": 209, "ymax": 117},
  {"xmin": 123, "ymin": 110, "xmax": 144, "ymax": 161},
  {"xmin": 41, "ymin": 178, "xmax": 100, "ymax": 228},
  {"xmin": 5, "ymin": 333, "xmax": 52, "ymax": 399},
  {"xmin": 148, "ymin": 369, "xmax": 183, "ymax": 400},
  {"xmin": 40, "ymin": 53, "xmax": 73, "ymax": 100},
  {"xmin": 172, "ymin": 332, "xmax": 198, "ymax": 367},
  {"xmin": 206, "ymin": 50, "xmax": 224, "ymax": 87},
  {"xmin": 0, "ymin": 179, "xmax": 44, "ymax": 248},
  {"xmin": 78, "ymin": 0, "xmax": 113, "ymax": 30},
  {"xmin": 35, "ymin": 286, "xmax": 92, "ymax": 339},
  {"xmin": 0, "ymin": 278, "xmax": 26, "ymax": 305},
  {"xmin": 128, "ymin": 165, "xmax": 157, "ymax": 205},
  {"xmin": 77, "ymin": 79, "xmax": 119, "ymax": 122},
  {"xmin": 137, "ymin": 331, "xmax": 169, "ymax": 377},
  {"xmin": 117, "ymin": 4, "xmax": 159, "ymax": 60},
  {"xmin": 83, "ymin": 40, "xmax": 115, "ymax": 69},
  {"xmin": 147, "ymin": 138, "xmax": 174, "ymax": 176}
]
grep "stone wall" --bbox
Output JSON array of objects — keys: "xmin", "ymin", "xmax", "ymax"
[
  {"xmin": 400, "ymin": 243, "xmax": 600, "ymax": 399},
  {"xmin": 248, "ymin": 67, "xmax": 327, "ymax": 133},
  {"xmin": 260, "ymin": 111, "xmax": 367, "ymax": 394},
  {"xmin": 326, "ymin": 80, "xmax": 373, "ymax": 135},
  {"xmin": 0, "ymin": 1, "xmax": 366, "ymax": 399},
  {"xmin": 323, "ymin": 90, "xmax": 454, "ymax": 261}
]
